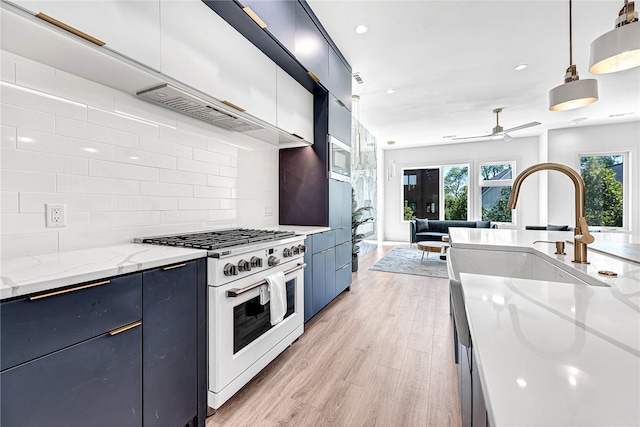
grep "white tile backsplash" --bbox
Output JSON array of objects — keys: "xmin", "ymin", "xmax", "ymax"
[
  {"xmin": 1, "ymin": 51, "xmax": 279, "ymax": 259},
  {"xmin": 1, "ymin": 192, "xmax": 19, "ymax": 213},
  {"xmin": 1, "ymin": 170, "xmax": 56, "ymax": 192},
  {"xmin": 1, "ymin": 147, "xmax": 89, "ymax": 175},
  {"xmin": 1, "ymin": 125, "xmax": 16, "ymax": 148},
  {"xmin": 17, "ymin": 128, "xmax": 116, "ymax": 160},
  {"xmin": 0, "ymin": 83, "xmax": 87, "ymax": 120},
  {"xmin": 56, "ymin": 116, "xmax": 139, "ymax": 148},
  {"xmin": 1, "ymin": 103, "xmax": 55, "ymax": 132},
  {"xmin": 89, "ymin": 159, "xmax": 159, "ymax": 182}
]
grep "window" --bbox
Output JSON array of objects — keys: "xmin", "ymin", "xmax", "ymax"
[
  {"xmin": 403, "ymin": 165, "xmax": 469, "ymax": 221},
  {"xmin": 479, "ymin": 162, "xmax": 514, "ymax": 223},
  {"xmin": 579, "ymin": 154, "xmax": 625, "ymax": 228}
]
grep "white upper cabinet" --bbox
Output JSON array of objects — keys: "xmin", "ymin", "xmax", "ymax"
[
  {"xmin": 8, "ymin": 0, "xmax": 161, "ymax": 71},
  {"xmin": 276, "ymin": 67, "xmax": 313, "ymax": 143},
  {"xmin": 160, "ymin": 0, "xmax": 277, "ymax": 126}
]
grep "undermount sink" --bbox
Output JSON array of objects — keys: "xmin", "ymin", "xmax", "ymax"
[{"xmin": 448, "ymin": 247, "xmax": 608, "ymax": 287}]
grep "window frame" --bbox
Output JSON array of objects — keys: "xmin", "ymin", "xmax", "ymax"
[
  {"xmin": 400, "ymin": 163, "xmax": 470, "ymax": 222},
  {"xmin": 476, "ymin": 161, "xmax": 516, "ymax": 225},
  {"xmin": 576, "ymin": 150, "xmax": 629, "ymax": 231}
]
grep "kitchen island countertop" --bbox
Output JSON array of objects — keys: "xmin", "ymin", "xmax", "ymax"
[
  {"xmin": 0, "ymin": 244, "xmax": 207, "ymax": 301},
  {"xmin": 449, "ymin": 228, "xmax": 640, "ymax": 426}
]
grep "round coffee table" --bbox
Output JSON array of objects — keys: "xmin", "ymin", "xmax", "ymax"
[{"xmin": 417, "ymin": 241, "xmax": 449, "ymax": 261}]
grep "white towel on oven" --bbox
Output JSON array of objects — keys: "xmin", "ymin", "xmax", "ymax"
[
  {"xmin": 266, "ymin": 271, "xmax": 286, "ymax": 325},
  {"xmin": 259, "ymin": 284, "xmax": 270, "ymax": 305}
]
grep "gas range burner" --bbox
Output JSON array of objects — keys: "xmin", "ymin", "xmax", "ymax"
[{"xmin": 140, "ymin": 228, "xmax": 297, "ymax": 251}]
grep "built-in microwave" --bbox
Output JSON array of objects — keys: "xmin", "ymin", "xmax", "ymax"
[{"xmin": 328, "ymin": 135, "xmax": 351, "ymax": 182}]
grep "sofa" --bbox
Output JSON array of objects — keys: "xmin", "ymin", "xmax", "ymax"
[{"xmin": 410, "ymin": 219, "xmax": 494, "ymax": 244}]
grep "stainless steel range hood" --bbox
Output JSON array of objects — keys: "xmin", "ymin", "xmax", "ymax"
[{"xmin": 137, "ymin": 84, "xmax": 263, "ymax": 133}]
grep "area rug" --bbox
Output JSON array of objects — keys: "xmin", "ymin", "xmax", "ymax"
[{"xmin": 369, "ymin": 246, "xmax": 449, "ymax": 278}]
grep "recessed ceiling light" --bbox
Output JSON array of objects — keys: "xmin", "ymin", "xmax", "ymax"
[
  {"xmin": 514, "ymin": 64, "xmax": 528, "ymax": 71},
  {"xmin": 609, "ymin": 112, "xmax": 634, "ymax": 117},
  {"xmin": 570, "ymin": 117, "xmax": 588, "ymax": 125},
  {"xmin": 354, "ymin": 24, "xmax": 368, "ymax": 34},
  {"xmin": 386, "ymin": 89, "xmax": 395, "ymax": 94},
  {"xmin": 442, "ymin": 135, "xmax": 456, "ymax": 139},
  {"xmin": 387, "ymin": 140, "xmax": 395, "ymax": 145}
]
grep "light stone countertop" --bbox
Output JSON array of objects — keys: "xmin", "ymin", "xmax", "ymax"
[
  {"xmin": 0, "ymin": 244, "xmax": 207, "ymax": 301},
  {"xmin": 277, "ymin": 225, "xmax": 332, "ymax": 235},
  {"xmin": 448, "ymin": 228, "xmax": 640, "ymax": 426}
]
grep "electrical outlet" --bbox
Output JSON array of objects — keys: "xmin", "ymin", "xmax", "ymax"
[
  {"xmin": 45, "ymin": 203, "xmax": 66, "ymax": 228},
  {"xmin": 264, "ymin": 205, "xmax": 273, "ymax": 217}
]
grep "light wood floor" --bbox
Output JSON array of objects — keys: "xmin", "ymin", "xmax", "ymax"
[{"xmin": 207, "ymin": 244, "xmax": 462, "ymax": 427}]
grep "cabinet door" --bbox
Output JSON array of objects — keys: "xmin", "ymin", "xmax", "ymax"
[
  {"xmin": 328, "ymin": 47, "xmax": 352, "ymax": 111},
  {"xmin": 0, "ymin": 325, "xmax": 142, "ymax": 427},
  {"xmin": 161, "ymin": 0, "xmax": 277, "ymax": 125},
  {"xmin": 459, "ymin": 343, "xmax": 472, "ymax": 427},
  {"xmin": 143, "ymin": 261, "xmax": 198, "ymax": 427},
  {"xmin": 276, "ymin": 66, "xmax": 313, "ymax": 143},
  {"xmin": 294, "ymin": 2, "xmax": 328, "ymax": 85},
  {"xmin": 239, "ymin": 0, "xmax": 296, "ymax": 53},
  {"xmin": 311, "ymin": 250, "xmax": 326, "ymax": 316},
  {"xmin": 11, "ymin": 0, "xmax": 161, "ymax": 70},
  {"xmin": 328, "ymin": 93, "xmax": 352, "ymax": 146},
  {"xmin": 471, "ymin": 347, "xmax": 488, "ymax": 427},
  {"xmin": 323, "ymin": 247, "xmax": 336, "ymax": 305},
  {"xmin": 303, "ymin": 235, "xmax": 314, "ymax": 323},
  {"xmin": 329, "ymin": 179, "xmax": 352, "ymax": 230}
]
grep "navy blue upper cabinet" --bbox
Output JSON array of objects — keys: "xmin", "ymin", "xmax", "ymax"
[
  {"xmin": 294, "ymin": 3, "xmax": 329, "ymax": 85},
  {"xmin": 328, "ymin": 47, "xmax": 353, "ymax": 111},
  {"xmin": 239, "ymin": 0, "xmax": 296, "ymax": 53},
  {"xmin": 328, "ymin": 93, "xmax": 352, "ymax": 146}
]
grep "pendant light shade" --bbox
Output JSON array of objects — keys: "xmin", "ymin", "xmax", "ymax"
[
  {"xmin": 549, "ymin": 0, "xmax": 599, "ymax": 111},
  {"xmin": 589, "ymin": 1, "xmax": 640, "ymax": 74},
  {"xmin": 549, "ymin": 77, "xmax": 599, "ymax": 111}
]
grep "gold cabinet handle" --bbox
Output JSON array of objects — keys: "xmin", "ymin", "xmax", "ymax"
[
  {"xmin": 222, "ymin": 100, "xmax": 246, "ymax": 112},
  {"xmin": 162, "ymin": 263, "xmax": 186, "ymax": 271},
  {"xmin": 291, "ymin": 133, "xmax": 304, "ymax": 140},
  {"xmin": 29, "ymin": 280, "xmax": 110, "ymax": 300},
  {"xmin": 108, "ymin": 321, "xmax": 142, "ymax": 336},
  {"xmin": 307, "ymin": 71, "xmax": 320, "ymax": 83},
  {"xmin": 36, "ymin": 13, "xmax": 105, "ymax": 46},
  {"xmin": 242, "ymin": 6, "xmax": 267, "ymax": 29},
  {"xmin": 337, "ymin": 99, "xmax": 346, "ymax": 107}
]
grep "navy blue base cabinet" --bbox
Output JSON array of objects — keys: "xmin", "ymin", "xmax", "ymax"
[{"xmin": 0, "ymin": 258, "xmax": 207, "ymax": 427}]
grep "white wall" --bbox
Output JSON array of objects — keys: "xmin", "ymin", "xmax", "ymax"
[
  {"xmin": 0, "ymin": 51, "xmax": 279, "ymax": 259},
  {"xmin": 547, "ymin": 121, "xmax": 639, "ymax": 233},
  {"xmin": 383, "ymin": 136, "xmax": 541, "ymax": 241}
]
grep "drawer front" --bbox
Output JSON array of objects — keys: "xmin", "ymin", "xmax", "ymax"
[
  {"xmin": 335, "ymin": 240, "xmax": 351, "ymax": 268},
  {"xmin": 334, "ymin": 227, "xmax": 351, "ymax": 245},
  {"xmin": 312, "ymin": 230, "xmax": 335, "ymax": 253},
  {"xmin": 1, "ymin": 274, "xmax": 142, "ymax": 371},
  {"xmin": 1, "ymin": 325, "xmax": 141, "ymax": 427},
  {"xmin": 336, "ymin": 263, "xmax": 352, "ymax": 295}
]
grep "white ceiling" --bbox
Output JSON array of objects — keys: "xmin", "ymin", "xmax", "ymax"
[{"xmin": 306, "ymin": 0, "xmax": 640, "ymax": 149}]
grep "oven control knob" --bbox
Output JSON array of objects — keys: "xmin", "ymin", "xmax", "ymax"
[
  {"xmin": 283, "ymin": 248, "xmax": 292, "ymax": 258},
  {"xmin": 297, "ymin": 244, "xmax": 307, "ymax": 253},
  {"xmin": 238, "ymin": 259, "xmax": 251, "ymax": 272},
  {"xmin": 250, "ymin": 256, "xmax": 262, "ymax": 268},
  {"xmin": 291, "ymin": 246, "xmax": 299, "ymax": 255},
  {"xmin": 223, "ymin": 263, "xmax": 238, "ymax": 276},
  {"xmin": 268, "ymin": 256, "xmax": 280, "ymax": 266}
]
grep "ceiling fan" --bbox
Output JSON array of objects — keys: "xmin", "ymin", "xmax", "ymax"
[{"xmin": 453, "ymin": 108, "xmax": 541, "ymax": 140}]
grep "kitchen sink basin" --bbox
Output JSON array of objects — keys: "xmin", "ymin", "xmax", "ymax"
[{"xmin": 448, "ymin": 247, "xmax": 608, "ymax": 287}]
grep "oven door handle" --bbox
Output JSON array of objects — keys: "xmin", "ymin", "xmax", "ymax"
[{"xmin": 226, "ymin": 263, "xmax": 306, "ymax": 298}]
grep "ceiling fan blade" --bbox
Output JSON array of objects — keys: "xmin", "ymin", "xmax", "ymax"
[
  {"xmin": 503, "ymin": 121, "xmax": 541, "ymax": 133},
  {"xmin": 452, "ymin": 133, "xmax": 494, "ymax": 141}
]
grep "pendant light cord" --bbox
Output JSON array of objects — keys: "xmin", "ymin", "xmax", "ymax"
[{"xmin": 569, "ymin": 0, "xmax": 573, "ymax": 65}]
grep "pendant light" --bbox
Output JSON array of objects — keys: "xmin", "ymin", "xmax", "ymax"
[
  {"xmin": 589, "ymin": 1, "xmax": 640, "ymax": 74},
  {"xmin": 549, "ymin": 0, "xmax": 599, "ymax": 111}
]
